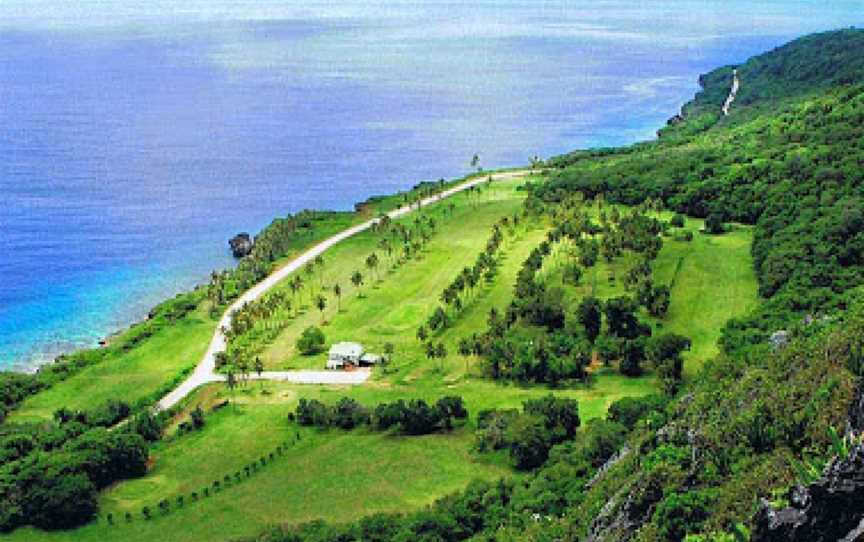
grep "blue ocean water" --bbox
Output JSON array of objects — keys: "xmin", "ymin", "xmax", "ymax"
[{"xmin": 0, "ymin": 1, "xmax": 861, "ymax": 370}]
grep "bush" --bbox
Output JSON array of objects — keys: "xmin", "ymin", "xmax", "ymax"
[
  {"xmin": 331, "ymin": 398, "xmax": 370, "ymax": 430},
  {"xmin": 296, "ymin": 326, "xmax": 326, "ymax": 355},
  {"xmin": 607, "ymin": 394, "xmax": 669, "ymax": 430},
  {"xmin": 506, "ymin": 415, "xmax": 553, "ymax": 470},
  {"xmin": 401, "ymin": 400, "xmax": 441, "ymax": 435},
  {"xmin": 704, "ymin": 213, "xmax": 724, "ymax": 234},
  {"xmin": 670, "ymin": 214, "xmax": 686, "ymax": 227}
]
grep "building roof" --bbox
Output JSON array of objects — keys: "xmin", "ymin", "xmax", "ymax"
[
  {"xmin": 360, "ymin": 353, "xmax": 382, "ymax": 363},
  {"xmin": 329, "ymin": 342, "xmax": 363, "ymax": 358}
]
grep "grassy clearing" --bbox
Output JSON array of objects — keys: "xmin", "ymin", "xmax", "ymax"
[
  {"xmin": 541, "ymin": 207, "xmax": 758, "ymax": 375},
  {"xmin": 4, "ymin": 370, "xmax": 653, "ymax": 542},
  {"xmin": 8, "ymin": 304, "xmax": 217, "ymax": 423},
  {"xmin": 258, "ymin": 179, "xmax": 539, "ymax": 377},
  {"xmin": 4, "ymin": 176, "xmax": 757, "ymax": 542},
  {"xmin": 653, "ymin": 219, "xmax": 758, "ymax": 374}
]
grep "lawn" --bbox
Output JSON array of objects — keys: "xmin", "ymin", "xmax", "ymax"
[
  {"xmin": 653, "ymin": 219, "xmax": 758, "ymax": 374},
  {"xmin": 8, "ymin": 304, "xmax": 217, "ymax": 423},
  {"xmin": 257, "ymin": 177, "xmax": 543, "ymax": 378},
  {"xmin": 4, "ymin": 370, "xmax": 654, "ymax": 542},
  {"xmin": 2, "ymin": 175, "xmax": 758, "ymax": 542},
  {"xmin": 540, "ymin": 206, "xmax": 758, "ymax": 376}
]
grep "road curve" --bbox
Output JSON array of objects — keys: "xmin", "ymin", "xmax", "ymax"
[
  {"xmin": 156, "ymin": 169, "xmax": 529, "ymax": 410},
  {"xmin": 722, "ymin": 68, "xmax": 740, "ymax": 116}
]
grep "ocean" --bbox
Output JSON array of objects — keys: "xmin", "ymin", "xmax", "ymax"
[{"xmin": 1, "ymin": 0, "xmax": 861, "ymax": 370}]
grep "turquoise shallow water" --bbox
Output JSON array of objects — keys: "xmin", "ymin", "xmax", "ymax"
[{"xmin": 0, "ymin": 1, "xmax": 861, "ymax": 370}]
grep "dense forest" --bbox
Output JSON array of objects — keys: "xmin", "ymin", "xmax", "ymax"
[{"xmin": 244, "ymin": 28, "xmax": 864, "ymax": 542}]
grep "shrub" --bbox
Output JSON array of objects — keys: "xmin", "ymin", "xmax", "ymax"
[
  {"xmin": 296, "ymin": 326, "xmax": 326, "ymax": 355},
  {"xmin": 506, "ymin": 415, "xmax": 553, "ymax": 470},
  {"xmin": 607, "ymin": 394, "xmax": 669, "ymax": 430},
  {"xmin": 331, "ymin": 397, "xmax": 370, "ymax": 430},
  {"xmin": 704, "ymin": 213, "xmax": 724, "ymax": 234}
]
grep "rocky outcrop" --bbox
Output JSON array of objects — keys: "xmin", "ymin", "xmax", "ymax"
[
  {"xmin": 753, "ymin": 386, "xmax": 864, "ymax": 542},
  {"xmin": 752, "ymin": 443, "xmax": 864, "ymax": 542},
  {"xmin": 229, "ymin": 233, "xmax": 254, "ymax": 258}
]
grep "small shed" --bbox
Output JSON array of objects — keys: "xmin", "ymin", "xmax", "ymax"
[{"xmin": 327, "ymin": 342, "xmax": 364, "ymax": 369}]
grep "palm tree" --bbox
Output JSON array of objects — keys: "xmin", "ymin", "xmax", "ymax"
[
  {"xmin": 333, "ymin": 283, "xmax": 342, "ymax": 312},
  {"xmin": 435, "ymin": 342, "xmax": 448, "ymax": 372},
  {"xmin": 254, "ymin": 357, "xmax": 264, "ymax": 388},
  {"xmin": 226, "ymin": 369, "xmax": 237, "ymax": 408},
  {"xmin": 314, "ymin": 255, "xmax": 325, "ymax": 287},
  {"xmin": 315, "ymin": 294, "xmax": 327, "ymax": 323},
  {"xmin": 237, "ymin": 355, "xmax": 250, "ymax": 386},
  {"xmin": 351, "ymin": 270, "xmax": 364, "ymax": 297},
  {"xmin": 458, "ymin": 338, "xmax": 472, "ymax": 373},
  {"xmin": 425, "ymin": 341, "xmax": 436, "ymax": 364},
  {"xmin": 365, "ymin": 252, "xmax": 379, "ymax": 282},
  {"xmin": 304, "ymin": 264, "xmax": 316, "ymax": 304},
  {"xmin": 288, "ymin": 276, "xmax": 301, "ymax": 315},
  {"xmin": 383, "ymin": 342, "xmax": 394, "ymax": 365}
]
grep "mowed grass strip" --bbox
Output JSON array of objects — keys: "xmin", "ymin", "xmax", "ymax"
[
  {"xmin": 4, "ymin": 370, "xmax": 655, "ymax": 542},
  {"xmin": 8, "ymin": 304, "xmax": 217, "ymax": 423},
  {"xmin": 259, "ymin": 179, "xmax": 535, "ymax": 372}
]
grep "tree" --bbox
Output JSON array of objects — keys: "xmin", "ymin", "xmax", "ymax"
[
  {"xmin": 577, "ymin": 296, "xmax": 603, "ymax": 343},
  {"xmin": 604, "ymin": 297, "xmax": 649, "ymax": 339},
  {"xmin": 226, "ymin": 369, "xmax": 237, "ymax": 404},
  {"xmin": 254, "ymin": 356, "xmax": 264, "ymax": 381},
  {"xmin": 417, "ymin": 325, "xmax": 429, "ymax": 343},
  {"xmin": 314, "ymin": 255, "xmax": 325, "ymax": 287},
  {"xmin": 435, "ymin": 342, "xmax": 448, "ymax": 371},
  {"xmin": 383, "ymin": 342, "xmax": 395, "ymax": 365},
  {"xmin": 315, "ymin": 294, "xmax": 327, "ymax": 323},
  {"xmin": 458, "ymin": 337, "xmax": 473, "ymax": 372},
  {"xmin": 351, "ymin": 270, "xmax": 364, "ymax": 297},
  {"xmin": 435, "ymin": 396, "xmax": 468, "ymax": 429},
  {"xmin": 647, "ymin": 333, "xmax": 691, "ymax": 394},
  {"xmin": 705, "ymin": 212, "xmax": 725, "ymax": 234},
  {"xmin": 237, "ymin": 356, "xmax": 250, "ymax": 385},
  {"xmin": 27, "ymin": 472, "xmax": 98, "ymax": 529},
  {"xmin": 333, "ymin": 283, "xmax": 342, "ymax": 312},
  {"xmin": 296, "ymin": 326, "xmax": 326, "ymax": 355},
  {"xmin": 619, "ymin": 339, "xmax": 646, "ymax": 377},
  {"xmin": 506, "ymin": 415, "xmax": 553, "ymax": 470},
  {"xmin": 365, "ymin": 252, "xmax": 380, "ymax": 282},
  {"xmin": 190, "ymin": 405, "xmax": 205, "ymax": 429},
  {"xmin": 670, "ymin": 213, "xmax": 686, "ymax": 227}
]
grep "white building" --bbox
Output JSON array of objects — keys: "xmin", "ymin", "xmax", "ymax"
[{"xmin": 326, "ymin": 342, "xmax": 382, "ymax": 370}]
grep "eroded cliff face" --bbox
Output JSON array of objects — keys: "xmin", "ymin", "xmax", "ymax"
[
  {"xmin": 752, "ymin": 444, "xmax": 864, "ymax": 542},
  {"xmin": 753, "ymin": 387, "xmax": 864, "ymax": 542}
]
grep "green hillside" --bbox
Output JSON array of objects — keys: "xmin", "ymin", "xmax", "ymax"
[
  {"xmin": 227, "ymin": 28, "xmax": 864, "ymax": 542},
  {"xmin": 2, "ymin": 27, "xmax": 864, "ymax": 542}
]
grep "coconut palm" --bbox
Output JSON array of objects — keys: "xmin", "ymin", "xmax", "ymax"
[
  {"xmin": 351, "ymin": 270, "xmax": 364, "ymax": 297},
  {"xmin": 333, "ymin": 283, "xmax": 342, "ymax": 312},
  {"xmin": 315, "ymin": 294, "xmax": 327, "ymax": 323}
]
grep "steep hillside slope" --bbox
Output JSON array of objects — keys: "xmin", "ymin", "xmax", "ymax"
[{"xmin": 242, "ymin": 28, "xmax": 864, "ymax": 542}]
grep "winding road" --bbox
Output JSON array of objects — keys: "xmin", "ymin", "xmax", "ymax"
[
  {"xmin": 722, "ymin": 68, "xmax": 740, "ymax": 116},
  {"xmin": 156, "ymin": 169, "xmax": 529, "ymax": 410}
]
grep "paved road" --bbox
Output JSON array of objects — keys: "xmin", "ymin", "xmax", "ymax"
[
  {"xmin": 156, "ymin": 169, "xmax": 529, "ymax": 410},
  {"xmin": 722, "ymin": 68, "xmax": 740, "ymax": 116}
]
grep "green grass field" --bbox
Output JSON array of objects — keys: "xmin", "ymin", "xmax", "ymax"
[
  {"xmin": 8, "ymin": 304, "xmax": 218, "ymax": 423},
  {"xmin": 4, "ymin": 175, "xmax": 760, "ymax": 542},
  {"xmin": 4, "ymin": 369, "xmax": 655, "ymax": 542}
]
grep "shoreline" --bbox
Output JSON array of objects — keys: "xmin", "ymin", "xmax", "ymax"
[{"xmin": 1, "ymin": 166, "xmax": 527, "ymax": 377}]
